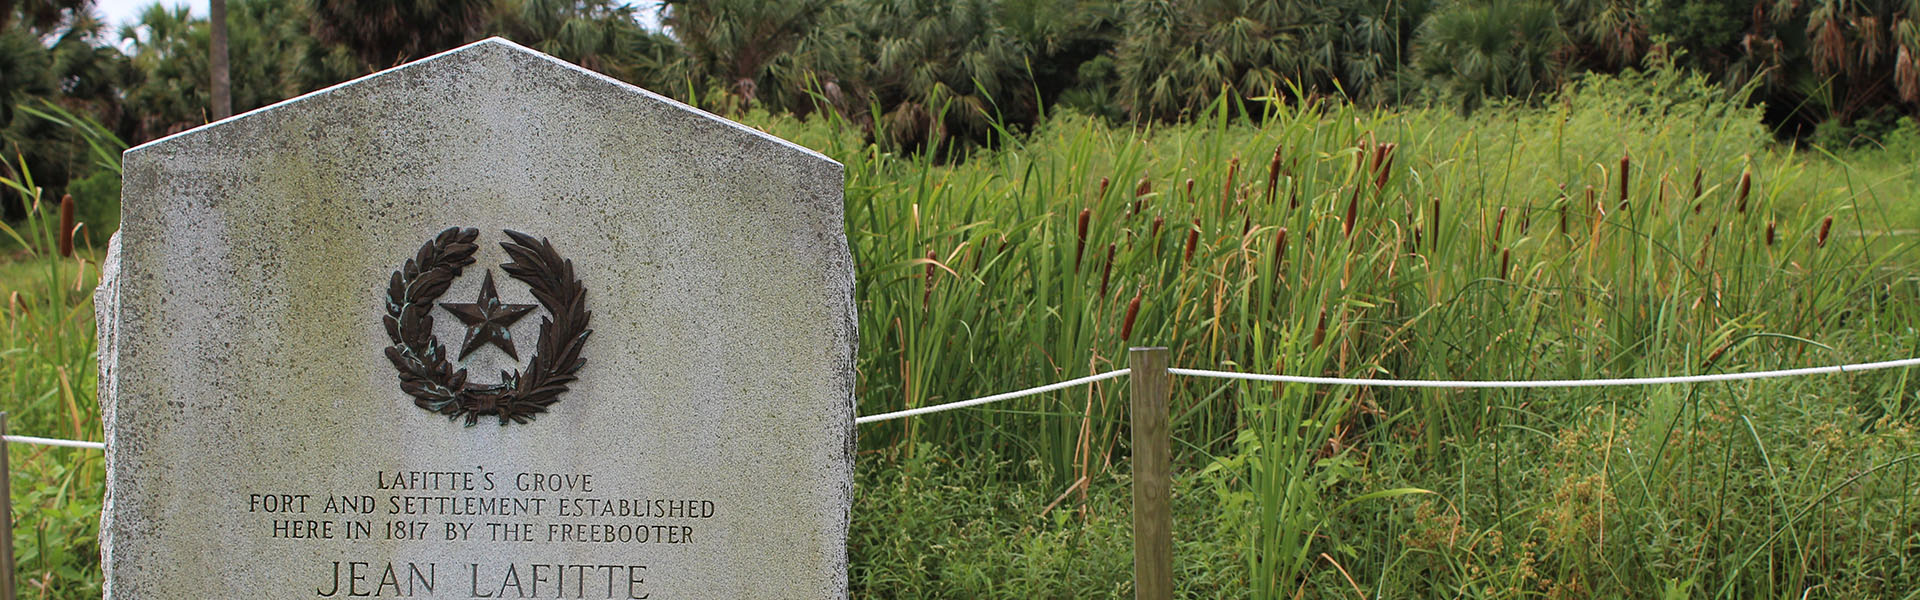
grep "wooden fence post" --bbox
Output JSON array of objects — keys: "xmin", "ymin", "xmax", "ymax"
[
  {"xmin": 1, "ymin": 412, "xmax": 15, "ymax": 600},
  {"xmin": 1129, "ymin": 347, "xmax": 1171, "ymax": 600}
]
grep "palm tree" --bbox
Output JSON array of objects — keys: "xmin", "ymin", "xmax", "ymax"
[
  {"xmin": 211, "ymin": 0, "xmax": 230, "ymax": 119},
  {"xmin": 835, "ymin": 0, "xmax": 1034, "ymax": 153},
  {"xmin": 1112, "ymin": 0, "xmax": 1422, "ymax": 120},
  {"xmin": 308, "ymin": 0, "xmax": 490, "ymax": 68},
  {"xmin": 489, "ymin": 0, "xmax": 684, "ymax": 91},
  {"xmin": 662, "ymin": 0, "xmax": 833, "ymax": 109},
  {"xmin": 1414, "ymin": 0, "xmax": 1568, "ymax": 111}
]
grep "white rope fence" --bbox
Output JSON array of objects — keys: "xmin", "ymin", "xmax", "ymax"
[
  {"xmin": 855, "ymin": 369, "xmax": 1132, "ymax": 424},
  {"xmin": 1170, "ymin": 356, "xmax": 1920, "ymax": 388},
  {"xmin": 13, "ymin": 357, "xmax": 1920, "ymax": 433},
  {"xmin": 856, "ymin": 357, "xmax": 1920, "ymax": 423},
  {"xmin": 3, "ymin": 435, "xmax": 103, "ymax": 450}
]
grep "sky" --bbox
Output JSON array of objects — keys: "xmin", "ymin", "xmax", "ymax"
[
  {"xmin": 91, "ymin": 1, "xmax": 663, "ymax": 34},
  {"xmin": 95, "ymin": 0, "xmax": 206, "ymax": 29}
]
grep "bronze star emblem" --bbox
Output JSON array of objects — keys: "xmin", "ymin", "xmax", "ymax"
[{"xmin": 438, "ymin": 270, "xmax": 538, "ymax": 360}]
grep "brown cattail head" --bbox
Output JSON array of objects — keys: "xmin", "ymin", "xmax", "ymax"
[
  {"xmin": 1499, "ymin": 248, "xmax": 1511, "ymax": 280},
  {"xmin": 923, "ymin": 249, "xmax": 937, "ymax": 309},
  {"xmin": 1690, "ymin": 168, "xmax": 1703, "ymax": 200},
  {"xmin": 1136, "ymin": 177, "xmax": 1152, "ymax": 198},
  {"xmin": 1343, "ymin": 187, "xmax": 1360, "ymax": 238},
  {"xmin": 1492, "ymin": 206, "xmax": 1508, "ymax": 245},
  {"xmin": 1618, "ymin": 153, "xmax": 1631, "ymax": 210},
  {"xmin": 1559, "ymin": 204, "xmax": 1569, "ymax": 235},
  {"xmin": 1312, "ymin": 308, "xmax": 1328, "ymax": 348},
  {"xmin": 1098, "ymin": 177, "xmax": 1110, "ymax": 200},
  {"xmin": 1817, "ymin": 215, "xmax": 1833, "ymax": 248},
  {"xmin": 1183, "ymin": 220, "xmax": 1200, "ymax": 263},
  {"xmin": 1185, "ymin": 178, "xmax": 1195, "ymax": 202},
  {"xmin": 1099, "ymin": 243, "xmax": 1116, "ymax": 296},
  {"xmin": 1121, "ymin": 292, "xmax": 1141, "ymax": 341},
  {"xmin": 1274, "ymin": 225, "xmax": 1290, "ymax": 269},
  {"xmin": 58, "ymin": 193, "xmax": 75, "ymax": 258},
  {"xmin": 1736, "ymin": 169, "xmax": 1752, "ymax": 213},
  {"xmin": 1266, "ymin": 144, "xmax": 1284, "ymax": 202},
  {"xmin": 1222, "ymin": 157, "xmax": 1239, "ymax": 214},
  {"xmin": 1151, "ymin": 215, "xmax": 1165, "ymax": 243},
  {"xmin": 1372, "ymin": 142, "xmax": 1397, "ymax": 190},
  {"xmin": 1429, "ymin": 197, "xmax": 1441, "ymax": 250},
  {"xmin": 1075, "ymin": 208, "xmax": 1091, "ymax": 271},
  {"xmin": 1766, "ymin": 220, "xmax": 1777, "ymax": 246}
]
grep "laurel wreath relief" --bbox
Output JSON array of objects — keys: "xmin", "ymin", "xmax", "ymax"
[{"xmin": 383, "ymin": 227, "xmax": 592, "ymax": 426}]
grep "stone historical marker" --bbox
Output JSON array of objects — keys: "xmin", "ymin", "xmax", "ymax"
[{"xmin": 94, "ymin": 38, "xmax": 854, "ymax": 598}]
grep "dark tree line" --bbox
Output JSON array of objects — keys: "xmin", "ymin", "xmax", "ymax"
[{"xmin": 3, "ymin": 0, "xmax": 1918, "ymax": 217}]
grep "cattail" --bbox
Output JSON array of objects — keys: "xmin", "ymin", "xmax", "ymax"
[
  {"xmin": 1817, "ymin": 216, "xmax": 1833, "ymax": 248},
  {"xmin": 923, "ymin": 250, "xmax": 937, "ymax": 309},
  {"xmin": 1735, "ymin": 169, "xmax": 1751, "ymax": 213},
  {"xmin": 1343, "ymin": 187, "xmax": 1360, "ymax": 238},
  {"xmin": 58, "ymin": 193, "xmax": 75, "ymax": 258},
  {"xmin": 1098, "ymin": 177, "xmax": 1110, "ymax": 200},
  {"xmin": 1617, "ymin": 153, "xmax": 1631, "ymax": 210},
  {"xmin": 1075, "ymin": 208, "xmax": 1091, "ymax": 272},
  {"xmin": 1133, "ymin": 177, "xmax": 1152, "ymax": 216},
  {"xmin": 1411, "ymin": 226, "xmax": 1422, "ymax": 252},
  {"xmin": 1266, "ymin": 144, "xmax": 1284, "ymax": 203},
  {"xmin": 1099, "ymin": 243, "xmax": 1116, "ymax": 297},
  {"xmin": 1272, "ymin": 227, "xmax": 1288, "ymax": 279},
  {"xmin": 1559, "ymin": 204, "xmax": 1569, "ymax": 235},
  {"xmin": 1499, "ymin": 248, "xmax": 1511, "ymax": 280},
  {"xmin": 1185, "ymin": 178, "xmax": 1195, "ymax": 203},
  {"xmin": 1222, "ymin": 157, "xmax": 1239, "ymax": 215},
  {"xmin": 1151, "ymin": 215, "xmax": 1165, "ymax": 243},
  {"xmin": 1183, "ymin": 220, "xmax": 1200, "ymax": 263},
  {"xmin": 1690, "ymin": 168, "xmax": 1702, "ymax": 201},
  {"xmin": 1311, "ymin": 308, "xmax": 1328, "ymax": 348},
  {"xmin": 1429, "ymin": 197, "xmax": 1441, "ymax": 251},
  {"xmin": 1120, "ymin": 292, "xmax": 1141, "ymax": 341},
  {"xmin": 1519, "ymin": 207, "xmax": 1531, "ymax": 233},
  {"xmin": 1492, "ymin": 206, "xmax": 1508, "ymax": 245},
  {"xmin": 1372, "ymin": 142, "xmax": 1397, "ymax": 190},
  {"xmin": 1766, "ymin": 220, "xmax": 1777, "ymax": 246}
]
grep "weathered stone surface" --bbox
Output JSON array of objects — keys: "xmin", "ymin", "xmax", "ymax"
[{"xmin": 98, "ymin": 38, "xmax": 853, "ymax": 598}]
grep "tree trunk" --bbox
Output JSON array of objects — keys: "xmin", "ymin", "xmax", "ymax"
[{"xmin": 210, "ymin": 0, "xmax": 232, "ymax": 120}]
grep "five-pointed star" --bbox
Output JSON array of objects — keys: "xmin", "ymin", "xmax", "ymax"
[{"xmin": 439, "ymin": 271, "xmax": 538, "ymax": 360}]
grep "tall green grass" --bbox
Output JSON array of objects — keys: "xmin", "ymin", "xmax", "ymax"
[
  {"xmin": 0, "ymin": 157, "xmax": 106, "ymax": 599},
  {"xmin": 746, "ymin": 65, "xmax": 1920, "ymax": 597}
]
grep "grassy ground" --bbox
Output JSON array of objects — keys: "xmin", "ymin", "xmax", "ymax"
[{"xmin": 5, "ymin": 66, "xmax": 1920, "ymax": 598}]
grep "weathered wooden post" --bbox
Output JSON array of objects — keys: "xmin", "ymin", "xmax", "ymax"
[
  {"xmin": 1, "ymin": 412, "xmax": 15, "ymax": 600},
  {"xmin": 1129, "ymin": 347, "xmax": 1171, "ymax": 600}
]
